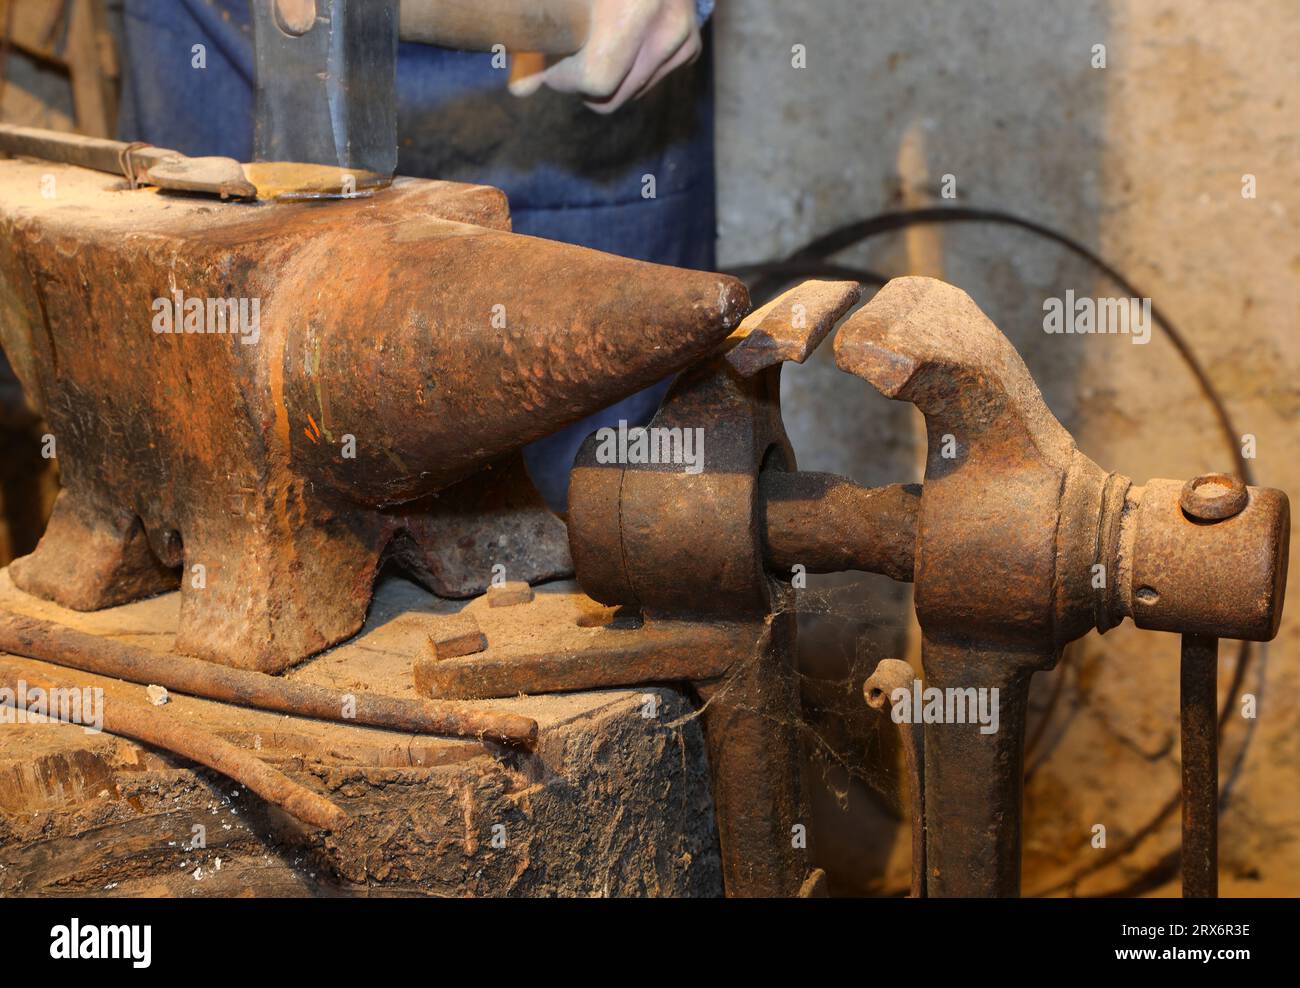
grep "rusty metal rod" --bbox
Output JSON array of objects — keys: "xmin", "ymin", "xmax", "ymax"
[
  {"xmin": 0, "ymin": 663, "xmax": 349, "ymax": 832},
  {"xmin": 761, "ymin": 470, "xmax": 919, "ymax": 583},
  {"xmin": 864, "ymin": 659, "xmax": 926, "ymax": 897},
  {"xmin": 1180, "ymin": 633, "xmax": 1219, "ymax": 898},
  {"xmin": 0, "ymin": 611, "xmax": 538, "ymax": 747},
  {"xmin": 0, "ymin": 122, "xmax": 176, "ymax": 178}
]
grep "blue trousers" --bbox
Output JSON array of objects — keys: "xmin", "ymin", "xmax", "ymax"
[{"xmin": 118, "ymin": 0, "xmax": 718, "ymax": 511}]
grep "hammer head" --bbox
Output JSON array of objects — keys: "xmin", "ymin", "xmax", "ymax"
[{"xmin": 252, "ymin": 0, "xmax": 398, "ymax": 194}]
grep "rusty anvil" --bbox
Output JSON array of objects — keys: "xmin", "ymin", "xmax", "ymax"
[{"xmin": 0, "ymin": 154, "xmax": 746, "ymax": 673}]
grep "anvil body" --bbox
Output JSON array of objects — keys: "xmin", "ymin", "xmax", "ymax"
[{"xmin": 0, "ymin": 159, "xmax": 747, "ymax": 672}]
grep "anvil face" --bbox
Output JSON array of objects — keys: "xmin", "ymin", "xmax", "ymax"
[{"xmin": 0, "ymin": 160, "xmax": 748, "ymax": 672}]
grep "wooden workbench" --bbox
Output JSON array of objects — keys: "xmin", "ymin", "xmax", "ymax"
[{"xmin": 0, "ymin": 570, "xmax": 721, "ymax": 896}]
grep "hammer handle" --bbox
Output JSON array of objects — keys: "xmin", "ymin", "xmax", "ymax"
[{"xmin": 399, "ymin": 0, "xmax": 590, "ymax": 55}]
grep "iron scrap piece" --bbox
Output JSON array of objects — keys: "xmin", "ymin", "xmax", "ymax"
[
  {"xmin": 427, "ymin": 615, "xmax": 488, "ymax": 661},
  {"xmin": 487, "ymin": 582, "xmax": 535, "ymax": 608},
  {"xmin": 0, "ymin": 660, "xmax": 350, "ymax": 832},
  {"xmin": 418, "ymin": 612, "xmax": 758, "ymax": 699}
]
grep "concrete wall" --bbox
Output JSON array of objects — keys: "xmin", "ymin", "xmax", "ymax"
[{"xmin": 714, "ymin": 0, "xmax": 1299, "ymax": 894}]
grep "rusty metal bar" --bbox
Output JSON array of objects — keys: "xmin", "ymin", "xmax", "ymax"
[
  {"xmin": 0, "ymin": 122, "xmax": 176, "ymax": 178},
  {"xmin": 0, "ymin": 611, "xmax": 538, "ymax": 746},
  {"xmin": 0, "ymin": 662, "xmax": 349, "ymax": 832},
  {"xmin": 864, "ymin": 659, "xmax": 925, "ymax": 897},
  {"xmin": 416, "ymin": 619, "xmax": 752, "ymax": 699},
  {"xmin": 1180, "ymin": 633, "xmax": 1219, "ymax": 898}
]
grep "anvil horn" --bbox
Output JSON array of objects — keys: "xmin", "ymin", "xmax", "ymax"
[{"xmin": 278, "ymin": 219, "xmax": 749, "ymax": 505}]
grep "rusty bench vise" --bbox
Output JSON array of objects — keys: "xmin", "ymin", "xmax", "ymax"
[
  {"xmin": 839, "ymin": 278, "xmax": 1288, "ymax": 898},
  {"xmin": 427, "ymin": 275, "xmax": 1288, "ymax": 899}
]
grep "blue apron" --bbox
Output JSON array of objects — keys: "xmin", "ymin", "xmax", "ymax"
[{"xmin": 117, "ymin": 0, "xmax": 718, "ymax": 510}]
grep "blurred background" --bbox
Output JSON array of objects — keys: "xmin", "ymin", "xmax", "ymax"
[{"xmin": 1, "ymin": 0, "xmax": 1296, "ymax": 896}]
